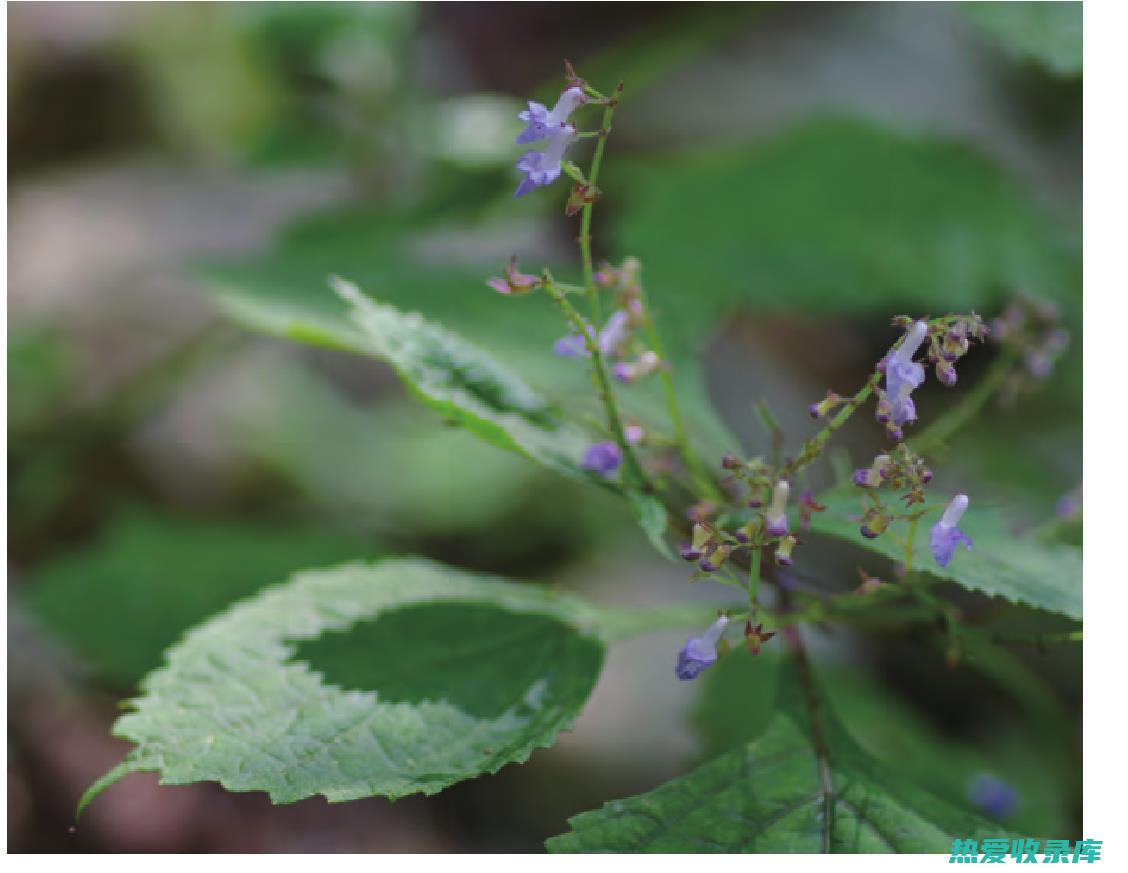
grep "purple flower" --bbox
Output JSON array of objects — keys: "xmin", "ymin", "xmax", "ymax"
[
  {"xmin": 516, "ymin": 86, "xmax": 585, "ymax": 145},
  {"xmin": 612, "ymin": 350, "xmax": 662, "ymax": 384},
  {"xmin": 884, "ymin": 320, "xmax": 929, "ymax": 428},
  {"xmin": 853, "ymin": 453, "xmax": 892, "ymax": 488},
  {"xmin": 554, "ymin": 310, "xmax": 632, "ymax": 360},
  {"xmin": 675, "ymin": 616, "xmax": 730, "ymax": 681},
  {"xmin": 930, "ymin": 493, "xmax": 972, "ymax": 567},
  {"xmin": 624, "ymin": 424, "xmax": 645, "ymax": 445},
  {"xmin": 581, "ymin": 441, "xmax": 622, "ymax": 477},
  {"xmin": 515, "ymin": 125, "xmax": 577, "ymax": 197},
  {"xmin": 967, "ymin": 773, "xmax": 1018, "ymax": 820},
  {"xmin": 764, "ymin": 480, "xmax": 790, "ymax": 537}
]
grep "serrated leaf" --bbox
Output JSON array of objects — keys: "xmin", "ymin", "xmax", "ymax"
[
  {"xmin": 548, "ymin": 661, "xmax": 1010, "ymax": 853},
  {"xmin": 326, "ymin": 276, "xmax": 592, "ymax": 479},
  {"xmin": 962, "ymin": 1, "xmax": 1082, "ymax": 78},
  {"xmin": 809, "ymin": 489, "xmax": 1082, "ymax": 620},
  {"xmin": 613, "ymin": 119, "xmax": 1079, "ymax": 326},
  {"xmin": 79, "ymin": 558, "xmax": 715, "ymax": 816}
]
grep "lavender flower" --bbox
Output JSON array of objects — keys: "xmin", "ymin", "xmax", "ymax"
[
  {"xmin": 516, "ymin": 86, "xmax": 585, "ymax": 145},
  {"xmin": 554, "ymin": 310, "xmax": 631, "ymax": 359},
  {"xmin": 581, "ymin": 441, "xmax": 622, "ymax": 477},
  {"xmin": 515, "ymin": 124, "xmax": 577, "ymax": 198},
  {"xmin": 884, "ymin": 320, "xmax": 929, "ymax": 428},
  {"xmin": 612, "ymin": 350, "xmax": 662, "ymax": 384},
  {"xmin": 765, "ymin": 480, "xmax": 790, "ymax": 537},
  {"xmin": 930, "ymin": 493, "xmax": 972, "ymax": 567},
  {"xmin": 967, "ymin": 773, "xmax": 1018, "ymax": 820},
  {"xmin": 675, "ymin": 615, "xmax": 730, "ymax": 681}
]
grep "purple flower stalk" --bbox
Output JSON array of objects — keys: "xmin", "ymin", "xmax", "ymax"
[
  {"xmin": 967, "ymin": 773, "xmax": 1018, "ymax": 820},
  {"xmin": 930, "ymin": 493, "xmax": 973, "ymax": 567},
  {"xmin": 765, "ymin": 480, "xmax": 790, "ymax": 537},
  {"xmin": 516, "ymin": 86, "xmax": 585, "ymax": 145},
  {"xmin": 675, "ymin": 615, "xmax": 730, "ymax": 681},
  {"xmin": 885, "ymin": 320, "xmax": 929, "ymax": 428},
  {"xmin": 515, "ymin": 124, "xmax": 577, "ymax": 198},
  {"xmin": 581, "ymin": 441, "xmax": 622, "ymax": 477}
]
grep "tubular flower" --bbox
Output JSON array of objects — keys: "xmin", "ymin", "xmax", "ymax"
[
  {"xmin": 765, "ymin": 480, "xmax": 790, "ymax": 537},
  {"xmin": 675, "ymin": 615, "xmax": 730, "ymax": 681},
  {"xmin": 516, "ymin": 86, "xmax": 585, "ymax": 144},
  {"xmin": 515, "ymin": 124, "xmax": 577, "ymax": 198},
  {"xmin": 930, "ymin": 493, "xmax": 973, "ymax": 567},
  {"xmin": 884, "ymin": 320, "xmax": 929, "ymax": 429},
  {"xmin": 853, "ymin": 453, "xmax": 893, "ymax": 488}
]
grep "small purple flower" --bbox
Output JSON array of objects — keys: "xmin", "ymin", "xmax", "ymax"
[
  {"xmin": 854, "ymin": 453, "xmax": 892, "ymax": 489},
  {"xmin": 675, "ymin": 615, "xmax": 730, "ymax": 681},
  {"xmin": 516, "ymin": 86, "xmax": 585, "ymax": 145},
  {"xmin": 884, "ymin": 320, "xmax": 929, "ymax": 428},
  {"xmin": 581, "ymin": 441, "xmax": 622, "ymax": 477},
  {"xmin": 930, "ymin": 493, "xmax": 972, "ymax": 567},
  {"xmin": 764, "ymin": 480, "xmax": 790, "ymax": 537},
  {"xmin": 967, "ymin": 773, "xmax": 1018, "ymax": 820},
  {"xmin": 555, "ymin": 310, "xmax": 632, "ymax": 360},
  {"xmin": 612, "ymin": 350, "xmax": 661, "ymax": 384},
  {"xmin": 486, "ymin": 256, "xmax": 541, "ymax": 296},
  {"xmin": 515, "ymin": 124, "xmax": 577, "ymax": 198}
]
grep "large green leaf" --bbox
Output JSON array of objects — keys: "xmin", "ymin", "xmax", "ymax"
[
  {"xmin": 962, "ymin": 2, "xmax": 1082, "ymax": 77},
  {"xmin": 79, "ymin": 558, "xmax": 714, "ymax": 814},
  {"xmin": 809, "ymin": 489, "xmax": 1082, "ymax": 620},
  {"xmin": 613, "ymin": 119, "xmax": 1079, "ymax": 328},
  {"xmin": 548, "ymin": 661, "xmax": 1008, "ymax": 853},
  {"xmin": 23, "ymin": 510, "xmax": 382, "ymax": 686}
]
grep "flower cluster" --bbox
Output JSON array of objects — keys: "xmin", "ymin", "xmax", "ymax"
[
  {"xmin": 514, "ymin": 86, "xmax": 585, "ymax": 198},
  {"xmin": 873, "ymin": 316, "xmax": 987, "ymax": 440},
  {"xmin": 852, "ymin": 444, "xmax": 932, "ymax": 505},
  {"xmin": 679, "ymin": 473, "xmax": 802, "ymax": 575}
]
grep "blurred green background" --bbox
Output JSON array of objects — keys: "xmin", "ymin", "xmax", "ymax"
[{"xmin": 8, "ymin": 1, "xmax": 1081, "ymax": 852}]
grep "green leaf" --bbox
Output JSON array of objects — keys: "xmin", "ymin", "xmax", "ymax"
[
  {"xmin": 809, "ymin": 489, "xmax": 1082, "ymax": 620},
  {"xmin": 23, "ymin": 510, "xmax": 382, "ymax": 685},
  {"xmin": 962, "ymin": 2, "xmax": 1082, "ymax": 77},
  {"xmin": 626, "ymin": 490, "xmax": 672, "ymax": 559},
  {"xmin": 327, "ymin": 276, "xmax": 593, "ymax": 479},
  {"xmin": 613, "ymin": 119, "xmax": 1079, "ymax": 327},
  {"xmin": 78, "ymin": 558, "xmax": 714, "ymax": 816},
  {"xmin": 548, "ymin": 661, "xmax": 1009, "ymax": 853}
]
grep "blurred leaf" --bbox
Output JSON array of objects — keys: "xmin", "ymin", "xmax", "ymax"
[
  {"xmin": 328, "ymin": 276, "xmax": 593, "ymax": 479},
  {"xmin": 23, "ymin": 511, "xmax": 382, "ymax": 685},
  {"xmin": 80, "ymin": 558, "xmax": 709, "ymax": 813},
  {"xmin": 695, "ymin": 651, "xmax": 1073, "ymax": 839},
  {"xmin": 613, "ymin": 119, "xmax": 1079, "ymax": 331},
  {"xmin": 549, "ymin": 659, "xmax": 1007, "ymax": 852},
  {"xmin": 962, "ymin": 2, "xmax": 1082, "ymax": 77},
  {"xmin": 809, "ymin": 489, "xmax": 1082, "ymax": 619}
]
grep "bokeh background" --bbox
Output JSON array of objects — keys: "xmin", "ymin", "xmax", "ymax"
[{"xmin": 8, "ymin": 1, "xmax": 1081, "ymax": 853}]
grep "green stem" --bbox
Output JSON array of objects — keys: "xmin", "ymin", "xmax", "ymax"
[
  {"xmin": 904, "ymin": 516, "xmax": 919, "ymax": 573},
  {"xmin": 576, "ymin": 81, "xmax": 649, "ymax": 490},
  {"xmin": 640, "ymin": 315, "xmax": 721, "ymax": 499},
  {"xmin": 748, "ymin": 546, "xmax": 762, "ymax": 605},
  {"xmin": 781, "ymin": 373, "xmax": 880, "ymax": 479}
]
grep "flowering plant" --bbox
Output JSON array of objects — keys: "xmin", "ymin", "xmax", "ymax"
[{"xmin": 78, "ymin": 64, "xmax": 1082, "ymax": 854}]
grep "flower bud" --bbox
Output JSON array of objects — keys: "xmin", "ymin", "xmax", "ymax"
[
  {"xmin": 775, "ymin": 535, "xmax": 798, "ymax": 566},
  {"xmin": 765, "ymin": 480, "xmax": 790, "ymax": 537},
  {"xmin": 860, "ymin": 509, "xmax": 890, "ymax": 539}
]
